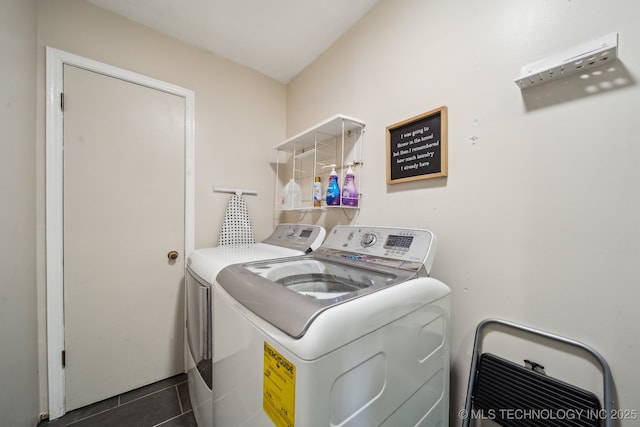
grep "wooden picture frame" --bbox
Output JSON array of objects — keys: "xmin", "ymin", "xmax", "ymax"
[{"xmin": 386, "ymin": 106, "xmax": 448, "ymax": 184}]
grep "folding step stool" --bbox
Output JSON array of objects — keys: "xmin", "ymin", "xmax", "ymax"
[{"xmin": 462, "ymin": 318, "xmax": 614, "ymax": 427}]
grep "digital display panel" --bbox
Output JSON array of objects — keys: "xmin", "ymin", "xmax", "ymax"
[
  {"xmin": 299, "ymin": 229, "xmax": 313, "ymax": 238},
  {"xmin": 385, "ymin": 235, "xmax": 413, "ymax": 249}
]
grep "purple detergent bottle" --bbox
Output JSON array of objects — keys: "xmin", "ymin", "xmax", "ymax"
[{"xmin": 341, "ymin": 162, "xmax": 358, "ymax": 206}]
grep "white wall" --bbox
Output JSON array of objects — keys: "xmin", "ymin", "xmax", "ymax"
[
  {"xmin": 36, "ymin": 0, "xmax": 287, "ymax": 414},
  {"xmin": 0, "ymin": 0, "xmax": 40, "ymax": 425},
  {"xmin": 288, "ymin": 0, "xmax": 640, "ymax": 424}
]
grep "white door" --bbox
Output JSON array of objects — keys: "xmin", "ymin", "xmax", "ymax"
[{"xmin": 62, "ymin": 64, "xmax": 186, "ymax": 411}]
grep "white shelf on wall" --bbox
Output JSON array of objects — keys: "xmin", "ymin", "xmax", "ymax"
[
  {"xmin": 276, "ymin": 114, "xmax": 366, "ymax": 152},
  {"xmin": 274, "ymin": 114, "xmax": 365, "ymax": 217},
  {"xmin": 514, "ymin": 32, "xmax": 618, "ymax": 89}
]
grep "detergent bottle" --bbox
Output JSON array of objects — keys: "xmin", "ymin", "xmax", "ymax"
[
  {"xmin": 313, "ymin": 176, "xmax": 322, "ymax": 207},
  {"xmin": 341, "ymin": 162, "xmax": 358, "ymax": 206},
  {"xmin": 323, "ymin": 165, "xmax": 341, "ymax": 206},
  {"xmin": 281, "ymin": 178, "xmax": 301, "ymax": 209}
]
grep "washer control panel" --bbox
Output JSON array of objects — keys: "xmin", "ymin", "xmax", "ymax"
[
  {"xmin": 317, "ymin": 225, "xmax": 437, "ymax": 273},
  {"xmin": 262, "ymin": 224, "xmax": 326, "ymax": 252}
]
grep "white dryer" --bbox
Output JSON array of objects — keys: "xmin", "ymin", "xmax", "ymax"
[
  {"xmin": 214, "ymin": 225, "xmax": 451, "ymax": 427},
  {"xmin": 185, "ymin": 224, "xmax": 326, "ymax": 427}
]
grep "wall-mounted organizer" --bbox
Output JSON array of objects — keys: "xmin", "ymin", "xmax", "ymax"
[
  {"xmin": 515, "ymin": 33, "xmax": 618, "ymax": 89},
  {"xmin": 274, "ymin": 114, "xmax": 365, "ymax": 217}
]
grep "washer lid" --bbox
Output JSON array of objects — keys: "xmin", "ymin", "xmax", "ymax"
[
  {"xmin": 216, "ymin": 254, "xmax": 416, "ymax": 338},
  {"xmin": 187, "ymin": 244, "xmax": 304, "ymax": 285},
  {"xmin": 186, "ymin": 224, "xmax": 326, "ymax": 285}
]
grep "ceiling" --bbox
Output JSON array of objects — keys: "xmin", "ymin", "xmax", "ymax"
[{"xmin": 87, "ymin": 0, "xmax": 382, "ymax": 84}]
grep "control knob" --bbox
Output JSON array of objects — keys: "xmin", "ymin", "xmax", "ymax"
[{"xmin": 361, "ymin": 232, "xmax": 377, "ymax": 247}]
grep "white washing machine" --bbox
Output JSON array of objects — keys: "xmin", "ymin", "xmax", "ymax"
[
  {"xmin": 213, "ymin": 225, "xmax": 451, "ymax": 427},
  {"xmin": 185, "ymin": 224, "xmax": 326, "ymax": 427}
]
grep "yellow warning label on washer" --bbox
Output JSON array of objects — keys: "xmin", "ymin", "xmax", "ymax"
[{"xmin": 263, "ymin": 341, "xmax": 296, "ymax": 427}]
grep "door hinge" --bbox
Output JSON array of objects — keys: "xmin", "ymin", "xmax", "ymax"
[
  {"xmin": 60, "ymin": 92, "xmax": 64, "ymax": 112},
  {"xmin": 62, "ymin": 350, "xmax": 66, "ymax": 368}
]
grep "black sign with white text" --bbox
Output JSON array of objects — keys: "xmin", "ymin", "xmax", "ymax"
[{"xmin": 387, "ymin": 106, "xmax": 447, "ymax": 184}]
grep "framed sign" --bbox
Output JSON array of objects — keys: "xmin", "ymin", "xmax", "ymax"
[{"xmin": 386, "ymin": 106, "xmax": 448, "ymax": 184}]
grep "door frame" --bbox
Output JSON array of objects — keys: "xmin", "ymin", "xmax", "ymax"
[{"xmin": 45, "ymin": 47, "xmax": 195, "ymax": 419}]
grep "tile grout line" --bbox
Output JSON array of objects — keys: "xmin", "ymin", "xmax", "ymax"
[
  {"xmin": 175, "ymin": 384, "xmax": 185, "ymax": 414},
  {"xmin": 151, "ymin": 385, "xmax": 192, "ymax": 427},
  {"xmin": 65, "ymin": 380, "xmax": 189, "ymax": 426},
  {"xmin": 119, "ymin": 380, "xmax": 189, "ymax": 407},
  {"xmin": 151, "ymin": 409, "xmax": 194, "ymax": 427},
  {"xmin": 66, "ymin": 406, "xmax": 116, "ymax": 427}
]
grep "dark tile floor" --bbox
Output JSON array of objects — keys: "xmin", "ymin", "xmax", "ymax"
[{"xmin": 38, "ymin": 373, "xmax": 197, "ymax": 427}]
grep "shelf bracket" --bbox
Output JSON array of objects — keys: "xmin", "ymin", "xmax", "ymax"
[
  {"xmin": 341, "ymin": 208, "xmax": 358, "ymax": 221},
  {"xmin": 514, "ymin": 32, "xmax": 618, "ymax": 89}
]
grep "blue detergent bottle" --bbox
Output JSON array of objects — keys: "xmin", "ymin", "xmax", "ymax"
[{"xmin": 324, "ymin": 164, "xmax": 341, "ymax": 206}]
